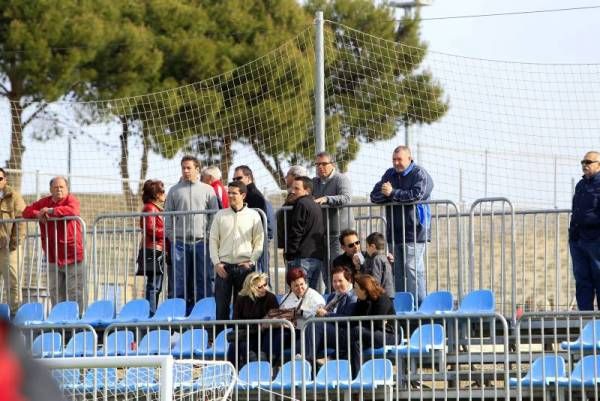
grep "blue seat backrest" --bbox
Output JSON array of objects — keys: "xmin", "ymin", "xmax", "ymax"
[
  {"xmin": 394, "ymin": 292, "xmax": 415, "ymax": 313},
  {"xmin": 458, "ymin": 289, "xmax": 495, "ymax": 313},
  {"xmin": 104, "ymin": 330, "xmax": 135, "ymax": 356},
  {"xmin": 81, "ymin": 300, "xmax": 114, "ymax": 323},
  {"xmin": 175, "ymin": 329, "xmax": 208, "ymax": 352},
  {"xmin": 188, "ymin": 297, "xmax": 216, "ymax": 320},
  {"xmin": 529, "ymin": 355, "xmax": 567, "ymax": 381},
  {"xmin": 579, "ymin": 320, "xmax": 600, "ymax": 344},
  {"xmin": 0, "ymin": 304, "xmax": 10, "ymax": 321},
  {"xmin": 84, "ymin": 368, "xmax": 118, "ymax": 389},
  {"xmin": 316, "ymin": 359, "xmax": 352, "ymax": 384},
  {"xmin": 238, "ymin": 361, "xmax": 271, "ymax": 386},
  {"xmin": 356, "ymin": 359, "xmax": 393, "ymax": 383},
  {"xmin": 32, "ymin": 332, "xmax": 62, "ymax": 357},
  {"xmin": 409, "ymin": 324, "xmax": 445, "ymax": 350},
  {"xmin": 64, "ymin": 331, "xmax": 96, "ymax": 357},
  {"xmin": 14, "ymin": 302, "xmax": 44, "ymax": 325},
  {"xmin": 275, "ymin": 360, "xmax": 312, "ymax": 384},
  {"xmin": 152, "ymin": 298, "xmax": 186, "ymax": 321},
  {"xmin": 572, "ymin": 355, "xmax": 600, "ymax": 381},
  {"xmin": 139, "ymin": 329, "xmax": 171, "ymax": 355},
  {"xmin": 117, "ymin": 299, "xmax": 150, "ymax": 322},
  {"xmin": 418, "ymin": 291, "xmax": 453, "ymax": 313},
  {"xmin": 47, "ymin": 301, "xmax": 79, "ymax": 323}
]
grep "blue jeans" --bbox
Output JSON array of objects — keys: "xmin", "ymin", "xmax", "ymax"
[
  {"xmin": 287, "ymin": 258, "xmax": 322, "ymax": 290},
  {"xmin": 570, "ymin": 238, "xmax": 600, "ymax": 311},
  {"xmin": 391, "ymin": 242, "xmax": 426, "ymax": 306},
  {"xmin": 169, "ymin": 240, "xmax": 213, "ymax": 312},
  {"xmin": 145, "ymin": 273, "xmax": 163, "ymax": 314}
]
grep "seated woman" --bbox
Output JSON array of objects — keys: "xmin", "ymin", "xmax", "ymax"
[
  {"xmin": 305, "ymin": 264, "xmax": 357, "ymax": 363},
  {"xmin": 349, "ymin": 274, "xmax": 398, "ymax": 376},
  {"xmin": 227, "ymin": 272, "xmax": 278, "ymax": 369},
  {"xmin": 264, "ymin": 267, "xmax": 325, "ymax": 364}
]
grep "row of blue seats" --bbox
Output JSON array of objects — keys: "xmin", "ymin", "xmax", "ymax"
[
  {"xmin": 51, "ymin": 358, "xmax": 394, "ymax": 394},
  {"xmin": 391, "ymin": 289, "xmax": 495, "ymax": 315},
  {"xmin": 510, "ymin": 354, "xmax": 600, "ymax": 388},
  {"xmin": 13, "ymin": 298, "xmax": 216, "ymax": 327},
  {"xmin": 32, "ymin": 328, "xmax": 230, "ymax": 359}
]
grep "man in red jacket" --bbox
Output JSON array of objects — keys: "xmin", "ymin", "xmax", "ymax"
[{"xmin": 22, "ymin": 177, "xmax": 85, "ymax": 310}]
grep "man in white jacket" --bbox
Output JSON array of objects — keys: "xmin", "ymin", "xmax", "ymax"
[{"xmin": 210, "ymin": 180, "xmax": 265, "ymax": 322}]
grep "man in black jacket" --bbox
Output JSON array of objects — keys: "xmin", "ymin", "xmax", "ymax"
[{"xmin": 285, "ymin": 176, "xmax": 324, "ymax": 289}]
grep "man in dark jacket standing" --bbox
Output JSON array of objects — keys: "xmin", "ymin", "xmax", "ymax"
[
  {"xmin": 569, "ymin": 151, "xmax": 600, "ymax": 310},
  {"xmin": 370, "ymin": 145, "xmax": 433, "ymax": 306},
  {"xmin": 285, "ymin": 176, "xmax": 324, "ymax": 289}
]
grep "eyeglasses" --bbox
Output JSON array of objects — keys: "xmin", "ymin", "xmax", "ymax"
[
  {"xmin": 581, "ymin": 160, "xmax": 600, "ymax": 166},
  {"xmin": 232, "ymin": 176, "xmax": 245, "ymax": 181},
  {"xmin": 315, "ymin": 162, "xmax": 331, "ymax": 167},
  {"xmin": 344, "ymin": 240, "xmax": 360, "ymax": 248}
]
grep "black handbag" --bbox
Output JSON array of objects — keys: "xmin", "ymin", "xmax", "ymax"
[{"xmin": 135, "ymin": 248, "xmax": 165, "ymax": 276}]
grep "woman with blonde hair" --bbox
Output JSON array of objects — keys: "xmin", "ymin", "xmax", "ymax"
[{"xmin": 227, "ymin": 272, "xmax": 278, "ymax": 367}]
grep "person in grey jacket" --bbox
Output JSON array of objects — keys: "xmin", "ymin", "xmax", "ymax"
[
  {"xmin": 165, "ymin": 155, "xmax": 219, "ymax": 311},
  {"xmin": 312, "ymin": 152, "xmax": 353, "ymax": 289},
  {"xmin": 353, "ymin": 232, "xmax": 395, "ymax": 298}
]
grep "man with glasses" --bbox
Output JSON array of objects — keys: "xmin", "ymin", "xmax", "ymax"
[
  {"xmin": 333, "ymin": 229, "xmax": 363, "ymax": 276},
  {"xmin": 569, "ymin": 151, "xmax": 600, "ymax": 310},
  {"xmin": 232, "ymin": 166, "xmax": 274, "ymax": 273},
  {"xmin": 210, "ymin": 181, "xmax": 264, "ymax": 323},
  {"xmin": 165, "ymin": 155, "xmax": 219, "ymax": 312},
  {"xmin": 370, "ymin": 145, "xmax": 433, "ymax": 306},
  {"xmin": 0, "ymin": 168, "xmax": 26, "ymax": 313},
  {"xmin": 312, "ymin": 152, "xmax": 353, "ymax": 290}
]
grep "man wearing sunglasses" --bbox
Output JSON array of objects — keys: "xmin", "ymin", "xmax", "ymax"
[
  {"xmin": 0, "ymin": 168, "xmax": 26, "ymax": 313},
  {"xmin": 569, "ymin": 151, "xmax": 600, "ymax": 310}
]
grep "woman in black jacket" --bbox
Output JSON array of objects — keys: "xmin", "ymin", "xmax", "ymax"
[{"xmin": 349, "ymin": 274, "xmax": 398, "ymax": 376}]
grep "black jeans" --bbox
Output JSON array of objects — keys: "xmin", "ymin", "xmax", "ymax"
[{"xmin": 215, "ymin": 263, "xmax": 254, "ymax": 322}]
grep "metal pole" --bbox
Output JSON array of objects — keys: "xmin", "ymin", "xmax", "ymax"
[
  {"xmin": 553, "ymin": 155, "xmax": 557, "ymax": 209},
  {"xmin": 314, "ymin": 11, "xmax": 326, "ymax": 154},
  {"xmin": 484, "ymin": 149, "xmax": 489, "ymax": 197},
  {"xmin": 404, "ymin": 120, "xmax": 410, "ymax": 148},
  {"xmin": 459, "ymin": 168, "xmax": 464, "ymax": 211}
]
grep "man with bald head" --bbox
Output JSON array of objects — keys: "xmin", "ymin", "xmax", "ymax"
[
  {"xmin": 569, "ymin": 151, "xmax": 600, "ymax": 310},
  {"xmin": 23, "ymin": 176, "xmax": 85, "ymax": 310}
]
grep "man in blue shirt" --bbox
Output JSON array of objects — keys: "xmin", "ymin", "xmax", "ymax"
[
  {"xmin": 370, "ymin": 146, "xmax": 433, "ymax": 306},
  {"xmin": 569, "ymin": 151, "xmax": 600, "ymax": 310}
]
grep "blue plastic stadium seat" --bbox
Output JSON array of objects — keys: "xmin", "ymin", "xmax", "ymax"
[
  {"xmin": 560, "ymin": 320, "xmax": 600, "ymax": 352},
  {"xmin": 149, "ymin": 298, "xmax": 186, "ymax": 322},
  {"xmin": 236, "ymin": 361, "xmax": 272, "ymax": 390},
  {"xmin": 271, "ymin": 359, "xmax": 312, "ymax": 391},
  {"xmin": 45, "ymin": 301, "xmax": 79, "ymax": 324},
  {"xmin": 99, "ymin": 299, "xmax": 150, "ymax": 326},
  {"xmin": 338, "ymin": 359, "xmax": 394, "ymax": 391},
  {"xmin": 51, "ymin": 369, "xmax": 81, "ymax": 392},
  {"xmin": 415, "ymin": 291, "xmax": 454, "ymax": 314},
  {"xmin": 0, "ymin": 304, "xmax": 10, "ymax": 321},
  {"xmin": 204, "ymin": 328, "xmax": 231, "ymax": 359},
  {"xmin": 138, "ymin": 329, "xmax": 172, "ymax": 355},
  {"xmin": 64, "ymin": 331, "xmax": 97, "ymax": 357},
  {"xmin": 103, "ymin": 330, "xmax": 135, "ymax": 356},
  {"xmin": 80, "ymin": 368, "xmax": 118, "ymax": 392},
  {"xmin": 187, "ymin": 297, "xmax": 216, "ymax": 321},
  {"xmin": 14, "ymin": 302, "xmax": 44, "ymax": 326},
  {"xmin": 566, "ymin": 355, "xmax": 600, "ymax": 387},
  {"xmin": 509, "ymin": 355, "xmax": 567, "ymax": 387},
  {"xmin": 31, "ymin": 332, "xmax": 62, "ymax": 358},
  {"xmin": 307, "ymin": 359, "xmax": 352, "ymax": 391},
  {"xmin": 172, "ymin": 329, "xmax": 209, "ymax": 358},
  {"xmin": 388, "ymin": 323, "xmax": 445, "ymax": 356},
  {"xmin": 394, "ymin": 292, "xmax": 415, "ymax": 314},
  {"xmin": 80, "ymin": 300, "xmax": 114, "ymax": 327},
  {"xmin": 458, "ymin": 289, "xmax": 495, "ymax": 313}
]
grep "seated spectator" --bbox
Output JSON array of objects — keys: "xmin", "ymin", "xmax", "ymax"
[
  {"xmin": 227, "ymin": 272, "xmax": 278, "ymax": 368},
  {"xmin": 349, "ymin": 274, "xmax": 398, "ymax": 376},
  {"xmin": 305, "ymin": 264, "xmax": 357, "ymax": 364},
  {"xmin": 332, "ymin": 229, "xmax": 362, "ymax": 276},
  {"xmin": 201, "ymin": 165, "xmax": 229, "ymax": 209},
  {"xmin": 265, "ymin": 267, "xmax": 325, "ymax": 364},
  {"xmin": 352, "ymin": 232, "xmax": 395, "ymax": 298}
]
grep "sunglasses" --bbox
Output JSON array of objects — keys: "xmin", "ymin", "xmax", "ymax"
[
  {"xmin": 232, "ymin": 176, "xmax": 245, "ymax": 181},
  {"xmin": 581, "ymin": 160, "xmax": 600, "ymax": 166},
  {"xmin": 345, "ymin": 240, "xmax": 360, "ymax": 248}
]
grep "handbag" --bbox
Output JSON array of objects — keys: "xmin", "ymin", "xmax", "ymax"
[
  {"xmin": 264, "ymin": 292, "xmax": 305, "ymax": 328},
  {"xmin": 135, "ymin": 248, "xmax": 165, "ymax": 276}
]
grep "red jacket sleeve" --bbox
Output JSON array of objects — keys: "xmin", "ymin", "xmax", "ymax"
[{"xmin": 22, "ymin": 197, "xmax": 51, "ymax": 218}]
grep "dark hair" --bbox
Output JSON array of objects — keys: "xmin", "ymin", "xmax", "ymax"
[
  {"xmin": 227, "ymin": 180, "xmax": 247, "ymax": 195},
  {"xmin": 331, "ymin": 265, "xmax": 353, "ymax": 282},
  {"xmin": 234, "ymin": 165, "xmax": 254, "ymax": 182},
  {"xmin": 142, "ymin": 180, "xmax": 165, "ymax": 203},
  {"xmin": 294, "ymin": 176, "xmax": 313, "ymax": 194},
  {"xmin": 181, "ymin": 155, "xmax": 200, "ymax": 169},
  {"xmin": 355, "ymin": 274, "xmax": 385, "ymax": 301},
  {"xmin": 0, "ymin": 168, "xmax": 5, "ymax": 177},
  {"xmin": 366, "ymin": 232, "xmax": 386, "ymax": 251},
  {"xmin": 286, "ymin": 267, "xmax": 307, "ymax": 286},
  {"xmin": 339, "ymin": 228, "xmax": 358, "ymax": 246},
  {"xmin": 315, "ymin": 151, "xmax": 333, "ymax": 161}
]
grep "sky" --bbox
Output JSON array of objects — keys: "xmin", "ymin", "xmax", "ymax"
[{"xmin": 2, "ymin": 0, "xmax": 600, "ymax": 209}]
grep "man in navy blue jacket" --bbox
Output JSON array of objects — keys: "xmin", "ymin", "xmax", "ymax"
[
  {"xmin": 370, "ymin": 146, "xmax": 433, "ymax": 306},
  {"xmin": 569, "ymin": 151, "xmax": 600, "ymax": 310}
]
